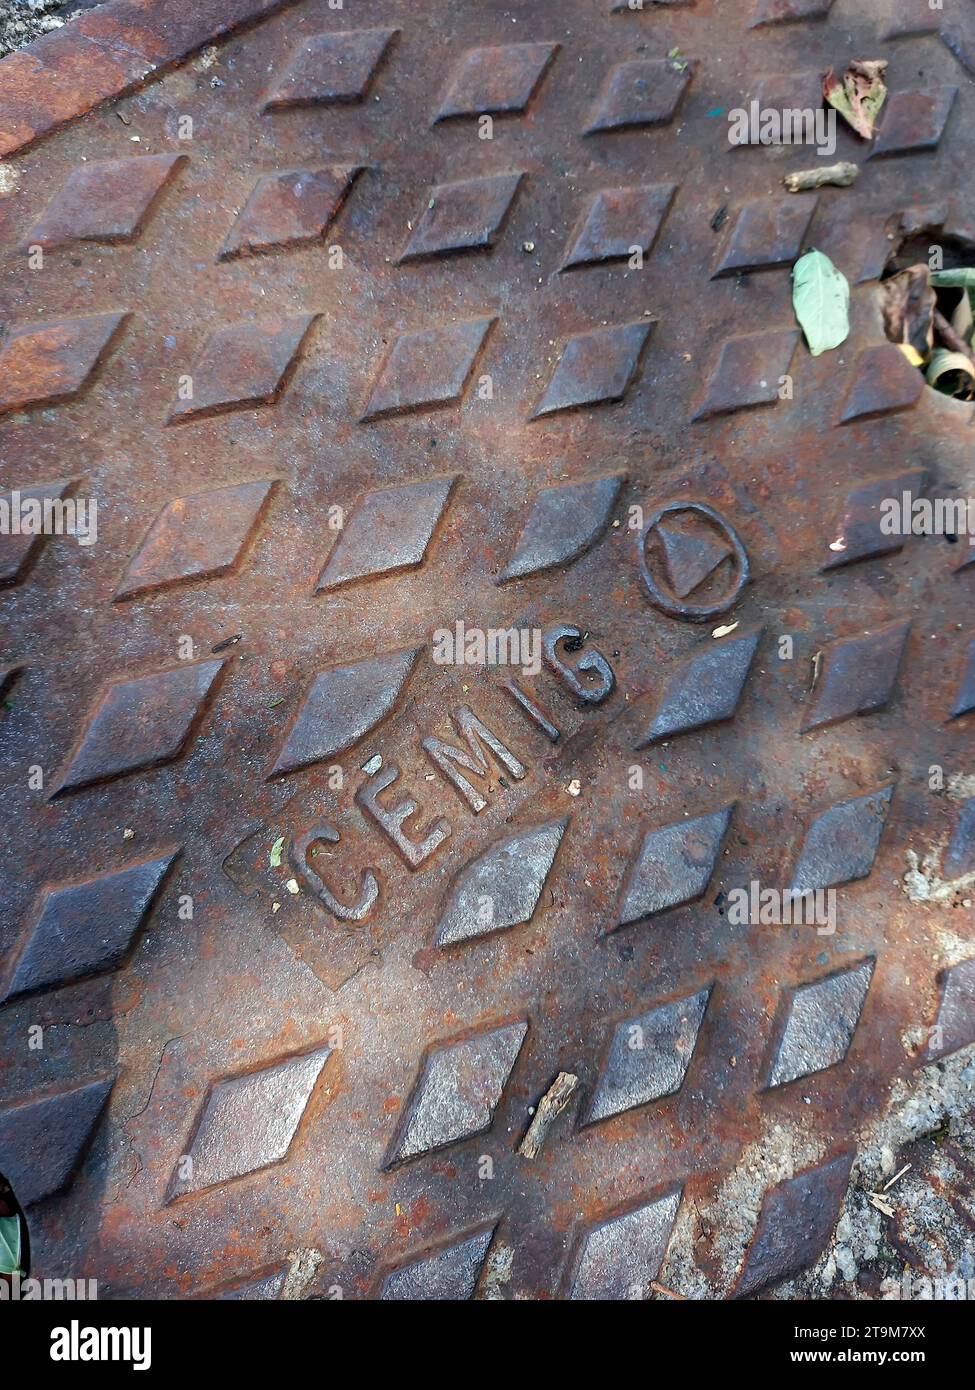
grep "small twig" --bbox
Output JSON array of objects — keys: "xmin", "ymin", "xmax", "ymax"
[
  {"xmin": 518, "ymin": 1072, "xmax": 578, "ymax": 1159},
  {"xmin": 784, "ymin": 161, "xmax": 859, "ymax": 192},
  {"xmin": 882, "ymin": 1163, "xmax": 911, "ymax": 1193},
  {"xmin": 650, "ymin": 1280, "xmax": 686, "ymax": 1300},
  {"xmin": 934, "ymin": 309, "xmax": 975, "ymax": 365}
]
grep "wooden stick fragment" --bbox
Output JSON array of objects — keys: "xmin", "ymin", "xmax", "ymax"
[
  {"xmin": 934, "ymin": 309, "xmax": 975, "ymax": 365},
  {"xmin": 882, "ymin": 1163, "xmax": 912, "ymax": 1193},
  {"xmin": 784, "ymin": 161, "xmax": 859, "ymax": 192},
  {"xmin": 518, "ymin": 1072, "xmax": 579, "ymax": 1159},
  {"xmin": 650, "ymin": 1280, "xmax": 686, "ymax": 1300}
]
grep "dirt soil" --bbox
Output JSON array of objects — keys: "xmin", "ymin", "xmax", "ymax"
[{"xmin": 0, "ymin": 0, "xmax": 72, "ymax": 61}]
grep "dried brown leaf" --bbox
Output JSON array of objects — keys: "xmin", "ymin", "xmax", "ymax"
[
  {"xmin": 823, "ymin": 59, "xmax": 888, "ymax": 140},
  {"xmin": 882, "ymin": 264, "xmax": 935, "ymax": 360}
]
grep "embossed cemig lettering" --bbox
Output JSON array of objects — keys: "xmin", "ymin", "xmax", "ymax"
[
  {"xmin": 279, "ymin": 629, "xmax": 616, "ymax": 921},
  {"xmin": 290, "ymin": 825, "xmax": 379, "ymax": 921},
  {"xmin": 421, "ymin": 705, "xmax": 526, "ymax": 812},
  {"xmin": 356, "ymin": 762, "xmax": 452, "ymax": 868},
  {"xmin": 542, "ymin": 623, "xmax": 615, "ymax": 704},
  {"xmin": 502, "ymin": 677, "xmax": 561, "ymax": 742}
]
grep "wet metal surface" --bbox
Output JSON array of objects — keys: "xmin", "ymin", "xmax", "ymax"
[{"xmin": 0, "ymin": 0, "xmax": 974, "ymax": 1300}]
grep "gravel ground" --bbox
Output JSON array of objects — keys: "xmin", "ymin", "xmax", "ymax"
[{"xmin": 0, "ymin": 0, "xmax": 74, "ymax": 59}]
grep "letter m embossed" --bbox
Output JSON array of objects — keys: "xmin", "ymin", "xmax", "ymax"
[{"xmin": 422, "ymin": 705, "xmax": 526, "ymax": 812}]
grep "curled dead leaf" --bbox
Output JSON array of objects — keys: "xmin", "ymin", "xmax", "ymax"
[
  {"xmin": 882, "ymin": 264, "xmax": 935, "ymax": 362},
  {"xmin": 927, "ymin": 347, "xmax": 975, "ymax": 399}
]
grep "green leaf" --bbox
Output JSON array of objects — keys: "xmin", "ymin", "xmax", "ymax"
[
  {"xmin": 929, "ymin": 268, "xmax": 975, "ymax": 289},
  {"xmin": 792, "ymin": 250, "xmax": 850, "ymax": 356},
  {"xmin": 0, "ymin": 1214, "xmax": 22, "ymax": 1275},
  {"xmin": 269, "ymin": 836, "xmax": 284, "ymax": 869}
]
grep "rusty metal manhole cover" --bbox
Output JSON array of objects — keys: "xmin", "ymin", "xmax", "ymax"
[{"xmin": 1, "ymin": 0, "xmax": 974, "ymax": 1302}]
